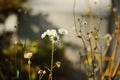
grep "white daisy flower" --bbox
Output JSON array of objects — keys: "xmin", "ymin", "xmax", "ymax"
[
  {"xmin": 24, "ymin": 52, "xmax": 33, "ymax": 59},
  {"xmin": 50, "ymin": 35, "xmax": 60, "ymax": 44},
  {"xmin": 41, "ymin": 31, "xmax": 48, "ymax": 39},
  {"xmin": 41, "ymin": 29, "xmax": 57, "ymax": 39},
  {"xmin": 41, "ymin": 29, "xmax": 67, "ymax": 44},
  {"xmin": 46, "ymin": 29, "xmax": 57, "ymax": 36},
  {"xmin": 58, "ymin": 29, "xmax": 68, "ymax": 35}
]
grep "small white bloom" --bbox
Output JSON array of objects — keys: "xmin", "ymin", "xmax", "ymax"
[
  {"xmin": 50, "ymin": 35, "xmax": 59, "ymax": 44},
  {"xmin": 41, "ymin": 32, "xmax": 48, "ymax": 39},
  {"xmin": 41, "ymin": 29, "xmax": 57, "ymax": 39},
  {"xmin": 47, "ymin": 29, "xmax": 57, "ymax": 36},
  {"xmin": 104, "ymin": 34, "xmax": 112, "ymax": 41},
  {"xmin": 58, "ymin": 29, "xmax": 68, "ymax": 35},
  {"xmin": 24, "ymin": 52, "xmax": 33, "ymax": 59},
  {"xmin": 104, "ymin": 34, "xmax": 112, "ymax": 46},
  {"xmin": 41, "ymin": 29, "xmax": 67, "ymax": 44}
]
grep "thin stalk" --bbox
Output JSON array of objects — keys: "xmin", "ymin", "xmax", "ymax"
[
  {"xmin": 86, "ymin": 0, "xmax": 94, "ymax": 29},
  {"xmin": 100, "ymin": 45, "xmax": 103, "ymax": 76},
  {"xmin": 73, "ymin": 0, "xmax": 79, "ymax": 35},
  {"xmin": 89, "ymin": 39, "xmax": 95, "ymax": 80},
  {"xmin": 0, "ymin": 67, "xmax": 5, "ymax": 80},
  {"xmin": 39, "ymin": 74, "xmax": 44, "ymax": 80},
  {"xmin": 28, "ymin": 59, "xmax": 31, "ymax": 80},
  {"xmin": 81, "ymin": 37, "xmax": 90, "ymax": 67},
  {"xmin": 50, "ymin": 43, "xmax": 54, "ymax": 80},
  {"xmin": 14, "ymin": 46, "xmax": 18, "ymax": 78},
  {"xmin": 77, "ymin": 18, "xmax": 91, "ymax": 69}
]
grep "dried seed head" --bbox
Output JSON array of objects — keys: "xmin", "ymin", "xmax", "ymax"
[
  {"xmin": 77, "ymin": 18, "xmax": 80, "ymax": 21},
  {"xmin": 82, "ymin": 21, "xmax": 87, "ymax": 25},
  {"xmin": 43, "ymin": 70, "xmax": 46, "ymax": 74},
  {"xmin": 28, "ymin": 60, "xmax": 31, "ymax": 64},
  {"xmin": 100, "ymin": 17, "xmax": 103, "ymax": 20},
  {"xmin": 14, "ymin": 25, "xmax": 17, "ymax": 28},
  {"xmin": 38, "ymin": 70, "xmax": 43, "ymax": 74},
  {"xmin": 94, "ymin": 35, "xmax": 98, "ymax": 40},
  {"xmin": 112, "ymin": 8, "xmax": 117, "ymax": 12},
  {"xmin": 56, "ymin": 61, "xmax": 61, "ymax": 68},
  {"xmin": 79, "ymin": 30, "xmax": 82, "ymax": 33},
  {"xmin": 90, "ymin": 30, "xmax": 93, "ymax": 34}
]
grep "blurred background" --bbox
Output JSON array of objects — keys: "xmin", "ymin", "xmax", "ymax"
[{"xmin": 0, "ymin": 0, "xmax": 119, "ymax": 80}]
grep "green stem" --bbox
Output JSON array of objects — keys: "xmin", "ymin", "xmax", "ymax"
[
  {"xmin": 28, "ymin": 59, "xmax": 31, "ymax": 80},
  {"xmin": 39, "ymin": 74, "xmax": 44, "ymax": 80},
  {"xmin": 0, "ymin": 67, "xmax": 5, "ymax": 80},
  {"xmin": 50, "ymin": 43, "xmax": 54, "ymax": 80}
]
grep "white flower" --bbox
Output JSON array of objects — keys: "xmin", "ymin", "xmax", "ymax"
[
  {"xmin": 104, "ymin": 34, "xmax": 112, "ymax": 46},
  {"xmin": 47, "ymin": 29, "xmax": 57, "ymax": 36},
  {"xmin": 104, "ymin": 34, "xmax": 112, "ymax": 41},
  {"xmin": 50, "ymin": 35, "xmax": 60, "ymax": 44},
  {"xmin": 24, "ymin": 52, "xmax": 33, "ymax": 59},
  {"xmin": 41, "ymin": 29, "xmax": 57, "ymax": 39},
  {"xmin": 41, "ymin": 32, "xmax": 47, "ymax": 39},
  {"xmin": 41, "ymin": 32, "xmax": 48, "ymax": 39},
  {"xmin": 41, "ymin": 29, "xmax": 68, "ymax": 44},
  {"xmin": 58, "ymin": 29, "xmax": 68, "ymax": 35}
]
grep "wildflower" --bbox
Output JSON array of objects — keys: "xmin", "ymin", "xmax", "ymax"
[
  {"xmin": 104, "ymin": 34, "xmax": 112, "ymax": 46},
  {"xmin": 104, "ymin": 34, "xmax": 112, "ymax": 41},
  {"xmin": 24, "ymin": 52, "xmax": 33, "ymax": 59},
  {"xmin": 55, "ymin": 61, "xmax": 61, "ymax": 68},
  {"xmin": 47, "ymin": 29, "xmax": 57, "ymax": 36},
  {"xmin": 50, "ymin": 35, "xmax": 60, "ymax": 44},
  {"xmin": 41, "ymin": 29, "xmax": 67, "ymax": 44},
  {"xmin": 41, "ymin": 31, "xmax": 48, "ymax": 39},
  {"xmin": 41, "ymin": 29, "xmax": 57, "ymax": 39},
  {"xmin": 58, "ymin": 29, "xmax": 68, "ymax": 35}
]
